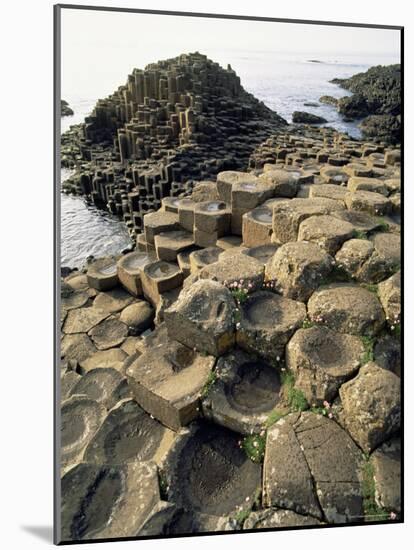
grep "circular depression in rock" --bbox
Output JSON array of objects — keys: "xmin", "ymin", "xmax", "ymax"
[
  {"xmin": 97, "ymin": 263, "xmax": 117, "ymax": 276},
  {"xmin": 121, "ymin": 252, "xmax": 151, "ymax": 271},
  {"xmin": 201, "ymin": 201, "xmax": 226, "ymax": 212},
  {"xmin": 226, "ymin": 360, "xmax": 281, "ymax": 413},
  {"xmin": 172, "ymin": 424, "xmax": 261, "ymax": 515},
  {"xmin": 147, "ymin": 262, "xmax": 179, "ymax": 278},
  {"xmin": 243, "ymin": 292, "xmax": 282, "ymax": 329},
  {"xmin": 243, "ymin": 245, "xmax": 278, "ymax": 264},
  {"xmin": 61, "ymin": 398, "xmax": 104, "ymax": 453},
  {"xmin": 84, "ymin": 400, "xmax": 166, "ymax": 463},
  {"xmin": 62, "ymin": 464, "xmax": 124, "ymax": 540},
  {"xmin": 251, "ymin": 208, "xmax": 272, "ymax": 223}
]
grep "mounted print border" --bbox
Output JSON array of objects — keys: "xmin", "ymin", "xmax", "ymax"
[{"xmin": 54, "ymin": 4, "xmax": 404, "ymax": 545}]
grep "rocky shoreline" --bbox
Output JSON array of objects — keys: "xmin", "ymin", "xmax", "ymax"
[
  {"xmin": 321, "ymin": 64, "xmax": 401, "ymax": 144},
  {"xmin": 59, "ymin": 55, "xmax": 401, "ymax": 542}
]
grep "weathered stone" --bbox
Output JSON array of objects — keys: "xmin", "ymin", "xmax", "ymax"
[
  {"xmin": 309, "ymin": 183, "xmax": 348, "ymax": 203},
  {"xmin": 286, "ymin": 326, "xmax": 364, "ymax": 404},
  {"xmin": 162, "ymin": 196, "xmax": 180, "ymax": 213},
  {"xmin": 193, "ymin": 201, "xmax": 230, "ymax": 235},
  {"xmin": 143, "ymin": 210, "xmax": 180, "ymax": 244},
  {"xmin": 87, "ymin": 257, "xmax": 119, "ymax": 291},
  {"xmin": 243, "ymin": 508, "xmax": 323, "ymax": 529},
  {"xmin": 120, "ymin": 336, "xmax": 140, "ymax": 356},
  {"xmin": 61, "ymin": 370, "xmax": 81, "ymax": 401},
  {"xmin": 242, "ymin": 244, "xmax": 279, "ymax": 265},
  {"xmin": 61, "ymin": 461, "xmax": 174, "ymax": 541},
  {"xmin": 298, "ymin": 214, "xmax": 355, "ymax": 255},
  {"xmin": 242, "ymin": 207, "xmax": 273, "ymax": 247},
  {"xmin": 343, "ymin": 162, "xmax": 372, "ymax": 178},
  {"xmin": 141, "ymin": 260, "xmax": 183, "ymax": 306},
  {"xmin": 79, "ymin": 348, "xmax": 127, "ymax": 375},
  {"xmin": 84, "ymin": 398, "xmax": 176, "ymax": 465},
  {"xmin": 177, "ymin": 246, "xmax": 199, "ymax": 277},
  {"xmin": 272, "ymin": 198, "xmax": 344, "ymax": 243},
  {"xmin": 126, "ymin": 340, "xmax": 215, "ymax": 431},
  {"xmin": 117, "ymin": 251, "xmax": 154, "ymax": 296},
  {"xmin": 347, "ymin": 176, "xmax": 389, "ymax": 196},
  {"xmin": 339, "ymin": 362, "xmax": 400, "ymax": 453},
  {"xmin": 61, "ymin": 333, "xmax": 97, "ymax": 363},
  {"xmin": 216, "ymin": 235, "xmax": 243, "ymax": 249},
  {"xmin": 259, "ymin": 169, "xmax": 299, "ymax": 197},
  {"xmin": 320, "ymin": 166, "xmax": 349, "ymax": 185},
  {"xmin": 200, "ymin": 254, "xmax": 265, "ymax": 291},
  {"xmin": 231, "ymin": 178, "xmax": 275, "ymax": 210},
  {"xmin": 265, "ymin": 242, "xmax": 333, "ymax": 301},
  {"xmin": 335, "ymin": 239, "xmax": 375, "ymax": 279},
  {"xmin": 63, "ymin": 307, "xmax": 110, "ymax": 334},
  {"xmin": 218, "ymin": 246, "xmax": 248, "ymax": 261},
  {"xmin": 371, "ymin": 437, "xmax": 401, "ymax": 513},
  {"xmin": 177, "ymin": 198, "xmax": 196, "ymax": 232},
  {"xmin": 154, "ymin": 287, "xmax": 181, "ymax": 326},
  {"xmin": 307, "ymin": 284, "xmax": 385, "ymax": 336},
  {"xmin": 189, "ymin": 247, "xmax": 221, "ymax": 273},
  {"xmin": 332, "ymin": 209, "xmax": 384, "ymax": 234},
  {"xmin": 345, "ymin": 190, "xmax": 392, "ymax": 216},
  {"xmin": 164, "ymin": 279, "xmax": 236, "ymax": 356},
  {"xmin": 378, "ymin": 271, "xmax": 401, "ymax": 326},
  {"xmin": 263, "ymin": 412, "xmax": 364, "ymax": 523},
  {"xmin": 237, "ymin": 291, "xmax": 306, "ymax": 360},
  {"xmin": 61, "ymin": 395, "xmax": 106, "ymax": 470},
  {"xmin": 202, "ymin": 349, "xmax": 282, "ymax": 434},
  {"xmin": 93, "ymin": 288, "xmax": 134, "ymax": 314},
  {"xmin": 154, "ymin": 230, "xmax": 194, "ymax": 262},
  {"xmin": 69, "ymin": 368, "xmax": 126, "ymax": 409},
  {"xmin": 191, "ymin": 181, "xmax": 220, "ymax": 203},
  {"xmin": 88, "ymin": 317, "xmax": 128, "ymax": 350},
  {"xmin": 162, "ymin": 422, "xmax": 261, "ymax": 517},
  {"xmin": 357, "ymin": 233, "xmax": 401, "ymax": 283},
  {"xmin": 119, "ymin": 300, "xmax": 155, "ymax": 334},
  {"xmin": 216, "ymin": 171, "xmax": 257, "ymax": 204},
  {"xmin": 61, "ymin": 289, "xmax": 89, "ymax": 311}
]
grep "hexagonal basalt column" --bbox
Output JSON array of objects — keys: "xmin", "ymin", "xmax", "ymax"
[
  {"xmin": 177, "ymin": 198, "xmax": 196, "ymax": 232},
  {"xmin": 61, "ymin": 395, "xmax": 106, "ymax": 471},
  {"xmin": 189, "ymin": 246, "xmax": 222, "ymax": 273},
  {"xmin": 162, "ymin": 422, "xmax": 261, "ymax": 517},
  {"xmin": 307, "ymin": 283, "xmax": 385, "ymax": 336},
  {"xmin": 272, "ymin": 198, "xmax": 344, "ymax": 244},
  {"xmin": 200, "ymin": 254, "xmax": 265, "ymax": 291},
  {"xmin": 154, "ymin": 230, "xmax": 194, "ymax": 262},
  {"xmin": 141, "ymin": 260, "xmax": 183, "ymax": 306},
  {"xmin": 126, "ymin": 340, "xmax": 215, "ymax": 431},
  {"xmin": 87, "ymin": 257, "xmax": 119, "ymax": 291},
  {"xmin": 117, "ymin": 251, "xmax": 153, "ymax": 297},
  {"xmin": 231, "ymin": 179, "xmax": 275, "ymax": 235},
  {"xmin": 61, "ymin": 461, "xmax": 174, "ymax": 541},
  {"xmin": 259, "ymin": 169, "xmax": 299, "ymax": 197},
  {"xmin": 344, "ymin": 190, "xmax": 392, "ymax": 216},
  {"xmin": 84, "ymin": 398, "xmax": 176, "ymax": 465},
  {"xmin": 202, "ymin": 349, "xmax": 283, "ymax": 434},
  {"xmin": 265, "ymin": 242, "xmax": 333, "ymax": 302},
  {"xmin": 69, "ymin": 367, "xmax": 127, "ymax": 409},
  {"xmin": 263, "ymin": 412, "xmax": 364, "ymax": 523},
  {"xmin": 143, "ymin": 210, "xmax": 181, "ymax": 244},
  {"xmin": 237, "ymin": 290, "xmax": 306, "ymax": 360},
  {"xmin": 297, "ymin": 214, "xmax": 355, "ymax": 255},
  {"xmin": 339, "ymin": 362, "xmax": 400, "ymax": 453},
  {"xmin": 286, "ymin": 326, "xmax": 365, "ymax": 405},
  {"xmin": 242, "ymin": 207, "xmax": 273, "ymax": 247},
  {"xmin": 161, "ymin": 196, "xmax": 181, "ymax": 213},
  {"xmin": 193, "ymin": 201, "xmax": 230, "ymax": 247},
  {"xmin": 242, "ymin": 244, "xmax": 279, "ymax": 265},
  {"xmin": 164, "ymin": 279, "xmax": 236, "ymax": 357},
  {"xmin": 216, "ymin": 171, "xmax": 257, "ymax": 204}
]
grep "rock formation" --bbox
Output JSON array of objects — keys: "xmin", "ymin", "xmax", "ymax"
[
  {"xmin": 61, "ymin": 99, "xmax": 74, "ymax": 117},
  {"xmin": 59, "ymin": 56, "xmax": 401, "ymax": 542}
]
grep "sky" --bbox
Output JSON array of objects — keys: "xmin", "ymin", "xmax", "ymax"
[{"xmin": 60, "ymin": 8, "xmax": 401, "ymax": 100}]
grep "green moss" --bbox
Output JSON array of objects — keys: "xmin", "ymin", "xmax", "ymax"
[
  {"xmin": 242, "ymin": 434, "xmax": 266, "ymax": 463},
  {"xmin": 374, "ymin": 218, "xmax": 390, "ymax": 232},
  {"xmin": 362, "ymin": 460, "xmax": 389, "ymax": 522},
  {"xmin": 354, "ymin": 230, "xmax": 369, "ymax": 240},
  {"xmin": 201, "ymin": 370, "xmax": 217, "ymax": 398},
  {"xmin": 231, "ymin": 288, "xmax": 249, "ymax": 304},
  {"xmin": 302, "ymin": 317, "xmax": 315, "ymax": 329},
  {"xmin": 361, "ymin": 283, "xmax": 378, "ymax": 294},
  {"xmin": 281, "ymin": 370, "xmax": 308, "ymax": 411},
  {"xmin": 361, "ymin": 335, "xmax": 375, "ymax": 364}
]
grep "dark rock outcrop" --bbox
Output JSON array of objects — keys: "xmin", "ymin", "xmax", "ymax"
[
  {"xmin": 331, "ymin": 65, "xmax": 401, "ymax": 144},
  {"xmin": 61, "ymin": 99, "xmax": 74, "ymax": 117},
  {"xmin": 292, "ymin": 111, "xmax": 327, "ymax": 124}
]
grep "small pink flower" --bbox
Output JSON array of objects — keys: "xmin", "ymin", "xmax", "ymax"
[
  {"xmin": 328, "ymin": 412, "xmax": 333, "ymax": 419},
  {"xmin": 323, "ymin": 400, "xmax": 330, "ymax": 409},
  {"xmin": 389, "ymin": 511, "xmax": 397, "ymax": 520}
]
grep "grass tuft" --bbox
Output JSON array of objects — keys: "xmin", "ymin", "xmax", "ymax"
[
  {"xmin": 242, "ymin": 434, "xmax": 266, "ymax": 463},
  {"xmin": 362, "ymin": 460, "xmax": 389, "ymax": 522},
  {"xmin": 201, "ymin": 370, "xmax": 217, "ymax": 398},
  {"xmin": 360, "ymin": 335, "xmax": 375, "ymax": 364}
]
